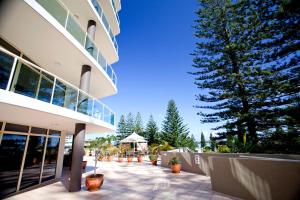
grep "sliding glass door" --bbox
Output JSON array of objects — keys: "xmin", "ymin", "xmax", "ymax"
[{"xmin": 0, "ymin": 123, "xmax": 62, "ymax": 198}]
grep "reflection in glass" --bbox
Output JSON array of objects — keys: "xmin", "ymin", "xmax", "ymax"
[
  {"xmin": 66, "ymin": 15, "xmax": 85, "ymax": 45},
  {"xmin": 36, "ymin": 0, "xmax": 68, "ymax": 27},
  {"xmin": 52, "ymin": 80, "xmax": 77, "ymax": 111},
  {"xmin": 20, "ymin": 136, "xmax": 46, "ymax": 190},
  {"xmin": 12, "ymin": 63, "xmax": 39, "ymax": 98},
  {"xmin": 37, "ymin": 72, "xmax": 54, "ymax": 103},
  {"xmin": 93, "ymin": 100, "xmax": 103, "ymax": 120},
  {"xmin": 42, "ymin": 137, "xmax": 60, "ymax": 182},
  {"xmin": 0, "ymin": 51, "xmax": 14, "ymax": 90},
  {"xmin": 49, "ymin": 130, "xmax": 61, "ymax": 136},
  {"xmin": 77, "ymin": 92, "xmax": 93, "ymax": 116},
  {"xmin": 0, "ymin": 134, "xmax": 26, "ymax": 198},
  {"xmin": 85, "ymin": 36, "xmax": 98, "ymax": 60}
]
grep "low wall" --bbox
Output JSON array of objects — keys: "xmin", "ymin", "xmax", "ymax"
[
  {"xmin": 161, "ymin": 152, "xmax": 300, "ymax": 200},
  {"xmin": 161, "ymin": 152, "xmax": 240, "ymax": 175},
  {"xmin": 210, "ymin": 157, "xmax": 300, "ymax": 200},
  {"xmin": 161, "ymin": 152, "xmax": 300, "ymax": 176}
]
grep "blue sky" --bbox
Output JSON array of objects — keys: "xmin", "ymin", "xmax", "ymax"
[{"xmin": 89, "ymin": 0, "xmax": 214, "ymax": 141}]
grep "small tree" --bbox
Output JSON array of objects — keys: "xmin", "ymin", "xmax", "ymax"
[
  {"xmin": 200, "ymin": 132, "xmax": 206, "ymax": 148},
  {"xmin": 134, "ymin": 112, "xmax": 144, "ymax": 133},
  {"xmin": 209, "ymin": 133, "xmax": 216, "ymax": 151},
  {"xmin": 88, "ymin": 137, "xmax": 107, "ymax": 176},
  {"xmin": 116, "ymin": 115, "xmax": 127, "ymax": 140},
  {"xmin": 145, "ymin": 115, "xmax": 159, "ymax": 145}
]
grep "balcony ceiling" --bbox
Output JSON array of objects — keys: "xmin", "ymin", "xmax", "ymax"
[{"xmin": 0, "ymin": 0, "xmax": 117, "ymax": 99}]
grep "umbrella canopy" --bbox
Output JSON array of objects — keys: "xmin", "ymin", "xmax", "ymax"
[{"xmin": 120, "ymin": 132, "xmax": 147, "ymax": 143}]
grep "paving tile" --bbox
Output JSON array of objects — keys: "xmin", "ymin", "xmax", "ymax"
[{"xmin": 7, "ymin": 157, "xmax": 239, "ymax": 200}]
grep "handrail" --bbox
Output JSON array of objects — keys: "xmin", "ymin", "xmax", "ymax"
[
  {"xmin": 0, "ymin": 47, "xmax": 115, "ymax": 126},
  {"xmin": 90, "ymin": 0, "xmax": 118, "ymax": 52},
  {"xmin": 35, "ymin": 0, "xmax": 117, "ymax": 87}
]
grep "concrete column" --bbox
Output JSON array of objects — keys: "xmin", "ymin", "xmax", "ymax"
[
  {"xmin": 79, "ymin": 65, "xmax": 91, "ymax": 93},
  {"xmin": 87, "ymin": 20, "xmax": 96, "ymax": 39},
  {"xmin": 69, "ymin": 20, "xmax": 96, "ymax": 192},
  {"xmin": 69, "ymin": 124, "xmax": 86, "ymax": 192},
  {"xmin": 85, "ymin": 20, "xmax": 96, "ymax": 55}
]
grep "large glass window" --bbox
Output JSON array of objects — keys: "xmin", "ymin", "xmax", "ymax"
[
  {"xmin": 0, "ymin": 134, "xmax": 27, "ymax": 198},
  {"xmin": 37, "ymin": 72, "xmax": 54, "ymax": 103},
  {"xmin": 20, "ymin": 136, "xmax": 46, "ymax": 190},
  {"xmin": 0, "ymin": 51, "xmax": 14, "ymax": 90},
  {"xmin": 42, "ymin": 137, "xmax": 60, "ymax": 182},
  {"xmin": 77, "ymin": 92, "xmax": 93, "ymax": 116},
  {"xmin": 11, "ymin": 63, "xmax": 40, "ymax": 98},
  {"xmin": 52, "ymin": 80, "xmax": 77, "ymax": 111}
]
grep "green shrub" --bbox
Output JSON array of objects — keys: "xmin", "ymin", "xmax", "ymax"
[
  {"xmin": 168, "ymin": 156, "xmax": 181, "ymax": 165},
  {"xmin": 217, "ymin": 145, "xmax": 231, "ymax": 153}
]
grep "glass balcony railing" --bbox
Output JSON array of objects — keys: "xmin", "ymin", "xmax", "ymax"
[
  {"xmin": 36, "ymin": 0, "xmax": 117, "ymax": 87},
  {"xmin": 111, "ymin": 0, "xmax": 120, "ymax": 25},
  {"xmin": 91, "ymin": 0, "xmax": 119, "ymax": 52},
  {"xmin": 0, "ymin": 48, "xmax": 115, "ymax": 126}
]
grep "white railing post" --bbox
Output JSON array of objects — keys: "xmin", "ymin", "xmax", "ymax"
[
  {"xmin": 6, "ymin": 56, "xmax": 18, "ymax": 91},
  {"xmin": 50, "ymin": 77, "xmax": 57, "ymax": 104}
]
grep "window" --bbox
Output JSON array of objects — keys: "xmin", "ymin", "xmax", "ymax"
[
  {"xmin": 42, "ymin": 137, "xmax": 60, "ymax": 182},
  {"xmin": 5, "ymin": 123, "xmax": 29, "ymax": 132},
  {"xmin": 20, "ymin": 136, "xmax": 46, "ymax": 190},
  {"xmin": 0, "ymin": 134, "xmax": 27, "ymax": 198},
  {"xmin": 0, "ymin": 51, "xmax": 15, "ymax": 90},
  {"xmin": 52, "ymin": 80, "xmax": 77, "ymax": 111}
]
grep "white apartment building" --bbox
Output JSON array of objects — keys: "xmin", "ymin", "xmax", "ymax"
[{"xmin": 0, "ymin": 0, "xmax": 121, "ymax": 198}]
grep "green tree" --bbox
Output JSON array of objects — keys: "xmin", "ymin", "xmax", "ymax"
[
  {"xmin": 200, "ymin": 132, "xmax": 206, "ymax": 148},
  {"xmin": 209, "ymin": 133, "xmax": 215, "ymax": 151},
  {"xmin": 125, "ymin": 112, "xmax": 135, "ymax": 136},
  {"xmin": 116, "ymin": 115, "xmax": 127, "ymax": 140},
  {"xmin": 134, "ymin": 112, "xmax": 144, "ymax": 134},
  {"xmin": 161, "ymin": 100, "xmax": 191, "ymax": 148},
  {"xmin": 145, "ymin": 115, "xmax": 159, "ymax": 145}
]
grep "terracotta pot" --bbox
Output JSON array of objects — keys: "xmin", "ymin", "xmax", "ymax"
[
  {"xmin": 127, "ymin": 157, "xmax": 133, "ymax": 163},
  {"xmin": 151, "ymin": 160, "xmax": 157, "ymax": 166},
  {"xmin": 82, "ymin": 161, "xmax": 88, "ymax": 169},
  {"xmin": 137, "ymin": 156, "xmax": 143, "ymax": 163},
  {"xmin": 85, "ymin": 174, "xmax": 104, "ymax": 191},
  {"xmin": 107, "ymin": 156, "xmax": 113, "ymax": 162},
  {"xmin": 171, "ymin": 164, "xmax": 181, "ymax": 173},
  {"xmin": 118, "ymin": 157, "xmax": 123, "ymax": 162}
]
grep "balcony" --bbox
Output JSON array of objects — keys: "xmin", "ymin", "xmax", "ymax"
[
  {"xmin": 0, "ymin": 47, "xmax": 115, "ymax": 131},
  {"xmin": 36, "ymin": 0, "xmax": 117, "ymax": 85},
  {"xmin": 91, "ymin": 0, "xmax": 119, "ymax": 50},
  {"xmin": 0, "ymin": 0, "xmax": 118, "ymax": 98}
]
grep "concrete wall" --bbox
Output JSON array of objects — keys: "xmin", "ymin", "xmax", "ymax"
[
  {"xmin": 210, "ymin": 157, "xmax": 300, "ymax": 200},
  {"xmin": 161, "ymin": 152, "xmax": 300, "ymax": 176},
  {"xmin": 161, "ymin": 152, "xmax": 300, "ymax": 200},
  {"xmin": 161, "ymin": 152, "xmax": 240, "ymax": 176}
]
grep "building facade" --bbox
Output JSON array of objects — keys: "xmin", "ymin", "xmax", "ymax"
[{"xmin": 0, "ymin": 0, "xmax": 121, "ymax": 198}]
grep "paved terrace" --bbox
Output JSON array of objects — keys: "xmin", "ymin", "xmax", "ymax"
[{"xmin": 8, "ymin": 157, "xmax": 240, "ymax": 200}]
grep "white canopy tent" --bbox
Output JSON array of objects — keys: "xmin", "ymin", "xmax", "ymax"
[{"xmin": 120, "ymin": 132, "xmax": 147, "ymax": 153}]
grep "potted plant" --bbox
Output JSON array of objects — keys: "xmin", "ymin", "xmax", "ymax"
[
  {"xmin": 127, "ymin": 148, "xmax": 133, "ymax": 163},
  {"xmin": 106, "ymin": 145, "xmax": 118, "ymax": 162},
  {"xmin": 137, "ymin": 150, "xmax": 144, "ymax": 162},
  {"xmin": 168, "ymin": 156, "xmax": 181, "ymax": 173},
  {"xmin": 118, "ymin": 146, "xmax": 126, "ymax": 162},
  {"xmin": 149, "ymin": 154, "xmax": 158, "ymax": 166},
  {"xmin": 85, "ymin": 137, "xmax": 106, "ymax": 191}
]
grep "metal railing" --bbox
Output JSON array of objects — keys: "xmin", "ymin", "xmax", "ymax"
[
  {"xmin": 36, "ymin": 0, "xmax": 117, "ymax": 86},
  {"xmin": 91, "ymin": 0, "xmax": 118, "ymax": 52},
  {"xmin": 0, "ymin": 47, "xmax": 115, "ymax": 126}
]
